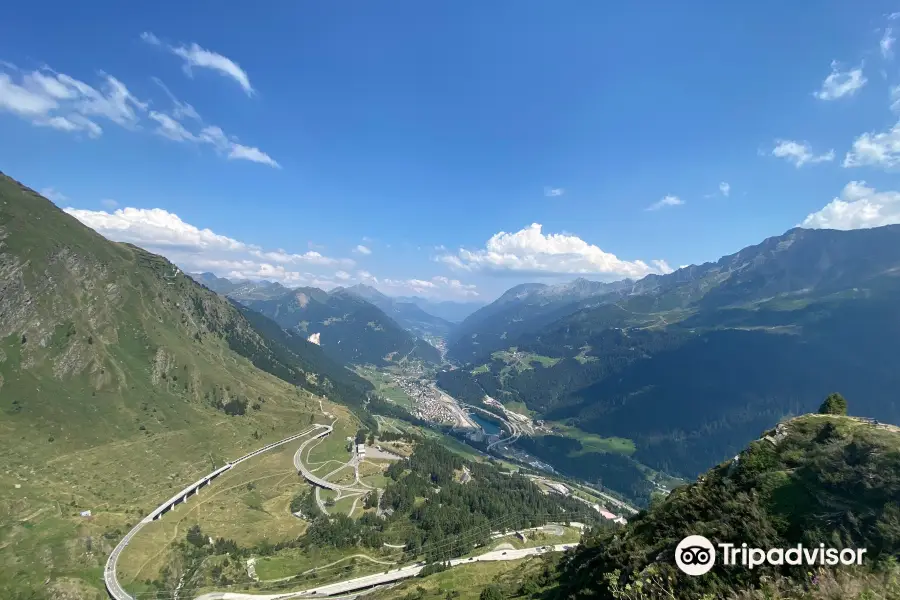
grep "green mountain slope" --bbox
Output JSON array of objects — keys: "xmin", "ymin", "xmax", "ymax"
[
  {"xmin": 240, "ymin": 287, "xmax": 441, "ymax": 366},
  {"xmin": 448, "ymin": 280, "xmax": 629, "ymax": 362},
  {"xmin": 548, "ymin": 412, "xmax": 900, "ymax": 599},
  {"xmin": 439, "ymin": 226, "xmax": 900, "ymax": 490},
  {"xmin": 0, "ymin": 173, "xmax": 356, "ymax": 599}
]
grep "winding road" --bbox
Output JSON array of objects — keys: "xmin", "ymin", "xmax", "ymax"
[
  {"xmin": 104, "ymin": 425, "xmax": 330, "ymax": 600},
  {"xmin": 193, "ymin": 543, "xmax": 576, "ymax": 599}
]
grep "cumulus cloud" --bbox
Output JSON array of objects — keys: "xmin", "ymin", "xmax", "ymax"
[
  {"xmin": 719, "ymin": 182, "xmax": 731, "ymax": 197},
  {"xmin": 354, "ymin": 244, "xmax": 372, "ymax": 255},
  {"xmin": 62, "ymin": 202, "xmax": 478, "ymax": 299},
  {"xmin": 646, "ymin": 195, "xmax": 684, "ymax": 211},
  {"xmin": 62, "ymin": 205, "xmax": 355, "ymax": 287},
  {"xmin": 813, "ymin": 61, "xmax": 867, "ymax": 100},
  {"xmin": 101, "ymin": 199, "xmax": 118, "ymax": 209},
  {"xmin": 544, "ymin": 187, "xmax": 565, "ymax": 197},
  {"xmin": 771, "ymin": 139, "xmax": 835, "ymax": 167},
  {"xmin": 800, "ymin": 181, "xmax": 900, "ymax": 230},
  {"xmin": 437, "ymin": 223, "xmax": 671, "ymax": 279},
  {"xmin": 142, "ymin": 32, "xmax": 253, "ymax": 95},
  {"xmin": 843, "ymin": 120, "xmax": 900, "ymax": 169}
]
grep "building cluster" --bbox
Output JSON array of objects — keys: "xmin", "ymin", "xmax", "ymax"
[{"xmin": 389, "ymin": 372, "xmax": 466, "ymax": 425}]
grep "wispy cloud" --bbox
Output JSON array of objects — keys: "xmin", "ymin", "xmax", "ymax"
[
  {"xmin": 147, "ymin": 87, "xmax": 280, "ymax": 167},
  {"xmin": 719, "ymin": 182, "xmax": 731, "ymax": 197},
  {"xmin": 0, "ymin": 66, "xmax": 144, "ymax": 137},
  {"xmin": 544, "ymin": 187, "xmax": 565, "ymax": 197},
  {"xmin": 40, "ymin": 187, "xmax": 68, "ymax": 203},
  {"xmin": 0, "ymin": 61, "xmax": 277, "ymax": 167},
  {"xmin": 771, "ymin": 139, "xmax": 835, "ymax": 167},
  {"xmin": 813, "ymin": 61, "xmax": 867, "ymax": 100},
  {"xmin": 354, "ymin": 244, "xmax": 372, "ymax": 255},
  {"xmin": 646, "ymin": 195, "xmax": 684, "ymax": 211},
  {"xmin": 142, "ymin": 32, "xmax": 253, "ymax": 96},
  {"xmin": 882, "ymin": 28, "xmax": 896, "ymax": 59}
]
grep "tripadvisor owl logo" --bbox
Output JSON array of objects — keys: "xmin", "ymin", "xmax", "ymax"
[
  {"xmin": 675, "ymin": 535, "xmax": 716, "ymax": 576},
  {"xmin": 674, "ymin": 535, "xmax": 868, "ymax": 576}
]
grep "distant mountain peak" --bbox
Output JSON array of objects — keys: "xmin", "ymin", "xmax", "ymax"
[{"xmin": 340, "ymin": 283, "xmax": 388, "ymax": 301}]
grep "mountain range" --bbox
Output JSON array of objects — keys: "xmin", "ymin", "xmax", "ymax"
[
  {"xmin": 0, "ymin": 173, "xmax": 376, "ymax": 597},
  {"xmin": 439, "ymin": 225, "xmax": 900, "ymax": 493}
]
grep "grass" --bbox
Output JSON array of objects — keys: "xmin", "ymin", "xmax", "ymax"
[
  {"xmin": 490, "ymin": 527, "xmax": 583, "ymax": 550},
  {"xmin": 492, "ymin": 348, "xmax": 561, "ymax": 377},
  {"xmin": 115, "ymin": 440, "xmax": 315, "ymax": 588},
  {"xmin": 502, "ymin": 400, "xmax": 535, "ymax": 417},
  {"xmin": 355, "ymin": 366, "xmax": 415, "ymax": 408},
  {"xmin": 0, "ymin": 175, "xmax": 365, "ymax": 598},
  {"xmin": 471, "ymin": 363, "xmax": 490, "ymax": 375},
  {"xmin": 549, "ymin": 423, "xmax": 636, "ymax": 456},
  {"xmin": 574, "ymin": 345, "xmax": 598, "ymax": 364},
  {"xmin": 366, "ymin": 556, "xmax": 550, "ymax": 600}
]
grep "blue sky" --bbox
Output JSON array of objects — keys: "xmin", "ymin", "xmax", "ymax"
[{"xmin": 2, "ymin": 1, "xmax": 900, "ymax": 301}]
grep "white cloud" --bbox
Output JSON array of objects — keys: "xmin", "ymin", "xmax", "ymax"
[
  {"xmin": 249, "ymin": 248, "xmax": 352, "ymax": 267},
  {"xmin": 0, "ymin": 63, "xmax": 277, "ymax": 166},
  {"xmin": 813, "ymin": 61, "xmax": 867, "ymax": 100},
  {"xmin": 101, "ymin": 199, "xmax": 118, "ymax": 209},
  {"xmin": 64, "ymin": 206, "xmax": 249, "ymax": 252},
  {"xmin": 377, "ymin": 275, "xmax": 480, "ymax": 299},
  {"xmin": 0, "ymin": 72, "xmax": 59, "ymax": 116},
  {"xmin": 771, "ymin": 139, "xmax": 835, "ymax": 167},
  {"xmin": 63, "ymin": 206, "xmax": 478, "ymax": 299},
  {"xmin": 188, "ymin": 125, "xmax": 279, "ymax": 167},
  {"xmin": 144, "ymin": 92, "xmax": 279, "ymax": 167},
  {"xmin": 40, "ymin": 187, "xmax": 68, "ymax": 203},
  {"xmin": 151, "ymin": 77, "xmax": 199, "ymax": 121},
  {"xmin": 149, "ymin": 110, "xmax": 196, "ymax": 142},
  {"xmin": 891, "ymin": 85, "xmax": 900, "ymax": 113},
  {"xmin": 140, "ymin": 31, "xmax": 161, "ymax": 46},
  {"xmin": 800, "ymin": 181, "xmax": 900, "ymax": 229},
  {"xmin": 544, "ymin": 187, "xmax": 565, "ymax": 197},
  {"xmin": 719, "ymin": 182, "xmax": 731, "ymax": 197},
  {"xmin": 62, "ymin": 205, "xmax": 357, "ymax": 287},
  {"xmin": 354, "ymin": 244, "xmax": 372, "ymax": 255},
  {"xmin": 882, "ymin": 28, "xmax": 896, "ymax": 59},
  {"xmin": 142, "ymin": 32, "xmax": 253, "ymax": 95},
  {"xmin": 438, "ymin": 223, "xmax": 672, "ymax": 279},
  {"xmin": 0, "ymin": 66, "xmax": 144, "ymax": 136},
  {"xmin": 227, "ymin": 143, "xmax": 280, "ymax": 168},
  {"xmin": 646, "ymin": 195, "xmax": 684, "ymax": 211},
  {"xmin": 842, "ymin": 120, "xmax": 900, "ymax": 169}
]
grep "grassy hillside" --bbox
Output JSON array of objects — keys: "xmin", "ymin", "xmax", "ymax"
[
  {"xmin": 0, "ymin": 173, "xmax": 355, "ymax": 599},
  {"xmin": 548, "ymin": 413, "xmax": 900, "ymax": 599},
  {"xmin": 378, "ymin": 412, "xmax": 900, "ymax": 600}
]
